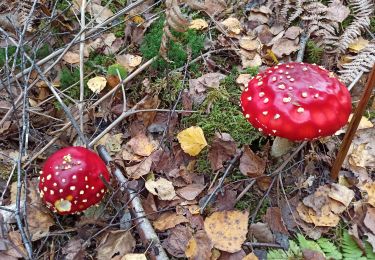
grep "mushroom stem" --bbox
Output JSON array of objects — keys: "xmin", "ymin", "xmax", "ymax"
[
  {"xmin": 331, "ymin": 64, "xmax": 375, "ymax": 180},
  {"xmin": 96, "ymin": 145, "xmax": 169, "ymax": 260}
]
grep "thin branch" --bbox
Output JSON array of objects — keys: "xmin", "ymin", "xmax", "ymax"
[{"xmin": 79, "ymin": 0, "xmax": 87, "ymax": 145}]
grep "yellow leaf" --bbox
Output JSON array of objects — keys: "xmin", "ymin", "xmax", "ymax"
[
  {"xmin": 153, "ymin": 212, "xmax": 188, "ymax": 231},
  {"xmin": 348, "ymin": 37, "xmax": 369, "ymax": 53},
  {"xmin": 87, "ymin": 76, "xmax": 107, "ymax": 93},
  {"xmin": 189, "ymin": 19, "xmax": 208, "ymax": 30},
  {"xmin": 131, "ymin": 15, "xmax": 145, "ymax": 24},
  {"xmin": 204, "ymin": 210, "xmax": 249, "ymax": 253},
  {"xmin": 177, "ymin": 126, "xmax": 207, "ymax": 156},
  {"xmin": 221, "ymin": 17, "xmax": 242, "ymax": 35},
  {"xmin": 145, "ymin": 177, "xmax": 176, "ymax": 200},
  {"xmin": 243, "ymin": 253, "xmax": 259, "ymax": 260},
  {"xmin": 360, "ymin": 182, "xmax": 375, "ymax": 207},
  {"xmin": 185, "ymin": 236, "xmax": 198, "ymax": 258}
]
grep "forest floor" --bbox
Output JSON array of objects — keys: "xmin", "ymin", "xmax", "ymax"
[{"xmin": 0, "ymin": 0, "xmax": 375, "ymax": 259}]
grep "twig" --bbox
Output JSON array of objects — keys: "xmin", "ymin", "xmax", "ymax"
[
  {"xmin": 243, "ymin": 242, "xmax": 284, "ymax": 249},
  {"xmin": 296, "ymin": 31, "xmax": 309, "ymax": 62},
  {"xmin": 200, "ymin": 151, "xmax": 243, "ymax": 214},
  {"xmin": 79, "ymin": 0, "xmax": 87, "ymax": 145},
  {"xmin": 331, "ymin": 64, "xmax": 375, "ymax": 180},
  {"xmin": 348, "ymin": 71, "xmax": 364, "ymax": 91},
  {"xmin": 96, "ymin": 145, "xmax": 169, "ymax": 260},
  {"xmin": 235, "ymin": 179, "xmax": 256, "ymax": 203}
]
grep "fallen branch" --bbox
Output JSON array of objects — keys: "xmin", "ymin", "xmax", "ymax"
[{"xmin": 96, "ymin": 145, "xmax": 169, "ymax": 260}]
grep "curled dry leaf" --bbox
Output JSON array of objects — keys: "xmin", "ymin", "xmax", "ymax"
[
  {"xmin": 185, "ymin": 230, "xmax": 213, "ymax": 260},
  {"xmin": 208, "ymin": 132, "xmax": 237, "ymax": 171},
  {"xmin": 364, "ymin": 207, "xmax": 375, "ymax": 234},
  {"xmin": 177, "ymin": 126, "xmax": 207, "ymax": 156},
  {"xmin": 239, "ymin": 36, "xmax": 261, "ymax": 51},
  {"xmin": 63, "ymin": 51, "xmax": 80, "ymax": 64},
  {"xmin": 271, "ymin": 38, "xmax": 299, "ymax": 58},
  {"xmin": 346, "ymin": 127, "xmax": 375, "ymax": 169},
  {"xmin": 236, "ymin": 74, "xmax": 252, "ymax": 89},
  {"xmin": 326, "ymin": 0, "xmax": 350, "ymax": 22},
  {"xmin": 145, "ymin": 177, "xmax": 176, "ymax": 200},
  {"xmin": 126, "ymin": 133, "xmax": 155, "ymax": 157},
  {"xmin": 360, "ymin": 182, "xmax": 375, "ymax": 207},
  {"xmin": 116, "ymin": 54, "xmax": 142, "ymax": 72},
  {"xmin": 96, "ymin": 230, "xmax": 135, "ymax": 260},
  {"xmin": 204, "ymin": 210, "xmax": 249, "ymax": 253},
  {"xmin": 87, "ymin": 76, "xmax": 107, "ymax": 93},
  {"xmin": 239, "ymin": 145, "xmax": 266, "ymax": 178},
  {"xmin": 176, "ymin": 183, "xmax": 205, "ymax": 201},
  {"xmin": 249, "ymin": 222, "xmax": 274, "ymax": 243},
  {"xmin": 221, "ymin": 17, "xmax": 242, "ymax": 35},
  {"xmin": 189, "ymin": 19, "xmax": 208, "ymax": 30},
  {"xmin": 121, "ymin": 254, "xmax": 147, "ymax": 260},
  {"xmin": 126, "ymin": 156, "xmax": 153, "ymax": 179},
  {"xmin": 162, "ymin": 225, "xmax": 193, "ymax": 258},
  {"xmin": 153, "ymin": 212, "xmax": 188, "ymax": 231},
  {"xmin": 90, "ymin": 3, "xmax": 114, "ymax": 24}
]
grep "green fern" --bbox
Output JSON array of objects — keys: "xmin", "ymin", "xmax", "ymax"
[
  {"xmin": 342, "ymin": 231, "xmax": 366, "ymax": 260},
  {"xmin": 297, "ymin": 234, "xmax": 324, "ymax": 253},
  {"xmin": 317, "ymin": 238, "xmax": 342, "ymax": 260},
  {"xmin": 365, "ymin": 242, "xmax": 375, "ymax": 260}
]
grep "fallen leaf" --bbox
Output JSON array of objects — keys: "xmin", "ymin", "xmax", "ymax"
[
  {"xmin": 5, "ymin": 231, "xmax": 27, "ymax": 258},
  {"xmin": 243, "ymin": 253, "xmax": 259, "ymax": 260},
  {"xmin": 63, "ymin": 51, "xmax": 80, "ymax": 64},
  {"xmin": 189, "ymin": 19, "xmax": 208, "ymax": 30},
  {"xmin": 271, "ymin": 137, "xmax": 295, "ymax": 157},
  {"xmin": 62, "ymin": 238, "xmax": 85, "ymax": 260},
  {"xmin": 326, "ymin": 0, "xmax": 350, "ymax": 22},
  {"xmin": 364, "ymin": 207, "xmax": 375, "ymax": 234},
  {"xmin": 239, "ymin": 36, "xmax": 261, "ymax": 51},
  {"xmin": 90, "ymin": 3, "xmax": 114, "ymax": 24},
  {"xmin": 96, "ymin": 230, "xmax": 135, "ymax": 260},
  {"xmin": 302, "ymin": 249, "xmax": 325, "ymax": 260},
  {"xmin": 239, "ymin": 145, "xmax": 266, "ymax": 178},
  {"xmin": 87, "ymin": 76, "xmax": 107, "ymax": 93},
  {"xmin": 126, "ymin": 133, "xmax": 155, "ymax": 157},
  {"xmin": 177, "ymin": 126, "xmax": 207, "ymax": 156},
  {"xmin": 136, "ymin": 95, "xmax": 160, "ymax": 127},
  {"xmin": 236, "ymin": 74, "xmax": 252, "ymax": 89},
  {"xmin": 366, "ymin": 233, "xmax": 375, "ymax": 252},
  {"xmin": 162, "ymin": 225, "xmax": 193, "ymax": 257},
  {"xmin": 145, "ymin": 177, "xmax": 176, "ymax": 200},
  {"xmin": 249, "ymin": 222, "xmax": 274, "ymax": 243},
  {"xmin": 213, "ymin": 188, "xmax": 237, "ymax": 211},
  {"xmin": 27, "ymin": 179, "xmax": 54, "ymax": 241},
  {"xmin": 221, "ymin": 17, "xmax": 242, "ymax": 35},
  {"xmin": 265, "ymin": 207, "xmax": 289, "ymax": 235},
  {"xmin": 152, "ymin": 212, "xmax": 188, "ymax": 231},
  {"xmin": 121, "ymin": 254, "xmax": 147, "ymax": 260},
  {"xmin": 328, "ymin": 183, "xmax": 355, "ymax": 207},
  {"xmin": 218, "ymin": 249, "xmax": 247, "ymax": 260},
  {"xmin": 208, "ymin": 132, "xmax": 237, "ymax": 171},
  {"xmin": 204, "ymin": 210, "xmax": 249, "ymax": 253},
  {"xmin": 361, "ymin": 182, "xmax": 375, "ymax": 207},
  {"xmin": 177, "ymin": 184, "xmax": 205, "ymax": 201},
  {"xmin": 272, "ymin": 38, "xmax": 299, "ymax": 58},
  {"xmin": 284, "ymin": 26, "xmax": 302, "ymax": 40},
  {"xmin": 349, "ymin": 37, "xmax": 369, "ymax": 53},
  {"xmin": 346, "ymin": 127, "xmax": 375, "ymax": 169},
  {"xmin": 185, "ymin": 230, "xmax": 213, "ymax": 260},
  {"xmin": 116, "ymin": 54, "xmax": 142, "ymax": 72},
  {"xmin": 126, "ymin": 156, "xmax": 153, "ymax": 179},
  {"xmin": 240, "ymin": 52, "xmax": 262, "ymax": 68}
]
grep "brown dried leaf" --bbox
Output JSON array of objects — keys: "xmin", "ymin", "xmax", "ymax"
[
  {"xmin": 243, "ymin": 253, "xmax": 259, "ymax": 260},
  {"xmin": 208, "ymin": 133, "xmax": 237, "ymax": 171},
  {"xmin": 328, "ymin": 183, "xmax": 355, "ymax": 207},
  {"xmin": 176, "ymin": 184, "xmax": 205, "ymax": 201},
  {"xmin": 249, "ymin": 222, "xmax": 274, "ymax": 243},
  {"xmin": 236, "ymin": 74, "xmax": 252, "ymax": 89},
  {"xmin": 90, "ymin": 3, "xmax": 113, "ymax": 24},
  {"xmin": 126, "ymin": 133, "xmax": 155, "ymax": 157},
  {"xmin": 326, "ymin": 0, "xmax": 350, "ymax": 23},
  {"xmin": 63, "ymin": 51, "xmax": 80, "ymax": 64},
  {"xmin": 153, "ymin": 212, "xmax": 188, "ymax": 231},
  {"xmin": 116, "ymin": 54, "xmax": 142, "ymax": 72},
  {"xmin": 364, "ymin": 207, "xmax": 375, "ymax": 234},
  {"xmin": 221, "ymin": 17, "xmax": 242, "ymax": 35},
  {"xmin": 265, "ymin": 207, "xmax": 288, "ymax": 234},
  {"xmin": 136, "ymin": 95, "xmax": 160, "ymax": 127},
  {"xmin": 302, "ymin": 249, "xmax": 325, "ymax": 260},
  {"xmin": 361, "ymin": 181, "xmax": 375, "ymax": 207},
  {"xmin": 239, "ymin": 145, "xmax": 266, "ymax": 178},
  {"xmin": 218, "ymin": 249, "xmax": 247, "ymax": 260},
  {"xmin": 125, "ymin": 156, "xmax": 153, "ymax": 179},
  {"xmin": 162, "ymin": 225, "xmax": 193, "ymax": 258},
  {"xmin": 284, "ymin": 26, "xmax": 302, "ymax": 40},
  {"xmin": 189, "ymin": 19, "xmax": 208, "ymax": 30},
  {"xmin": 5, "ymin": 231, "xmax": 27, "ymax": 258},
  {"xmin": 121, "ymin": 254, "xmax": 147, "ymax": 260},
  {"xmin": 62, "ymin": 238, "xmax": 85, "ymax": 260},
  {"xmin": 185, "ymin": 230, "xmax": 213, "ymax": 260},
  {"xmin": 96, "ymin": 230, "xmax": 135, "ymax": 260},
  {"xmin": 145, "ymin": 177, "xmax": 176, "ymax": 200},
  {"xmin": 239, "ymin": 37, "xmax": 261, "ymax": 51},
  {"xmin": 271, "ymin": 38, "xmax": 299, "ymax": 58},
  {"xmin": 204, "ymin": 210, "xmax": 249, "ymax": 253}
]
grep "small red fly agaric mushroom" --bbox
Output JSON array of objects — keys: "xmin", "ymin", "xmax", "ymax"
[
  {"xmin": 38, "ymin": 147, "xmax": 110, "ymax": 215},
  {"xmin": 240, "ymin": 62, "xmax": 352, "ymax": 141}
]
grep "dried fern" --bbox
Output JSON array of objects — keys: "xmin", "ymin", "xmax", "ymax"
[
  {"xmin": 0, "ymin": 0, "xmax": 40, "ymax": 32},
  {"xmin": 339, "ymin": 40, "xmax": 375, "ymax": 84},
  {"xmin": 159, "ymin": 0, "xmax": 189, "ymax": 61}
]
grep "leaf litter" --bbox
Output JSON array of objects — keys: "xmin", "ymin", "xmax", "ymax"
[{"xmin": 0, "ymin": 0, "xmax": 374, "ymax": 259}]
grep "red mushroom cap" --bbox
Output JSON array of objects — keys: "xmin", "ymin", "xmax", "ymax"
[
  {"xmin": 240, "ymin": 62, "xmax": 352, "ymax": 141},
  {"xmin": 38, "ymin": 146, "xmax": 110, "ymax": 215}
]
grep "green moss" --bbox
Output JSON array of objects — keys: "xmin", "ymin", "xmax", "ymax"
[
  {"xmin": 0, "ymin": 46, "xmax": 17, "ymax": 67},
  {"xmin": 182, "ymin": 70, "xmax": 262, "ymax": 146},
  {"xmin": 140, "ymin": 17, "xmax": 205, "ymax": 71},
  {"xmin": 85, "ymin": 53, "xmax": 116, "ymax": 73},
  {"xmin": 107, "ymin": 64, "xmax": 127, "ymax": 79},
  {"xmin": 56, "ymin": 0, "xmax": 71, "ymax": 11},
  {"xmin": 370, "ymin": 17, "xmax": 375, "ymax": 33},
  {"xmin": 306, "ymin": 40, "xmax": 323, "ymax": 64},
  {"xmin": 36, "ymin": 44, "xmax": 51, "ymax": 59}
]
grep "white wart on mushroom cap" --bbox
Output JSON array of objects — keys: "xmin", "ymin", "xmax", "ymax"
[{"xmin": 240, "ymin": 62, "xmax": 352, "ymax": 140}]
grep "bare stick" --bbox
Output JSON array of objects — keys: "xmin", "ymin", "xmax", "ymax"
[
  {"xmin": 331, "ymin": 64, "xmax": 375, "ymax": 180},
  {"xmin": 96, "ymin": 145, "xmax": 169, "ymax": 260},
  {"xmin": 296, "ymin": 31, "xmax": 309, "ymax": 62},
  {"xmin": 200, "ymin": 151, "xmax": 243, "ymax": 214},
  {"xmin": 79, "ymin": 0, "xmax": 87, "ymax": 144}
]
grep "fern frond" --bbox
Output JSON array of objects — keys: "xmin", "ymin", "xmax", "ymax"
[
  {"xmin": 341, "ymin": 230, "xmax": 366, "ymax": 260},
  {"xmin": 297, "ymin": 234, "xmax": 324, "ymax": 253},
  {"xmin": 317, "ymin": 238, "xmax": 342, "ymax": 260},
  {"xmin": 339, "ymin": 40, "xmax": 375, "ymax": 84},
  {"xmin": 365, "ymin": 242, "xmax": 375, "ymax": 260}
]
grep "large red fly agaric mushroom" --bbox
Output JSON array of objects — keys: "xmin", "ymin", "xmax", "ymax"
[
  {"xmin": 38, "ymin": 147, "xmax": 110, "ymax": 215},
  {"xmin": 240, "ymin": 62, "xmax": 352, "ymax": 141}
]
